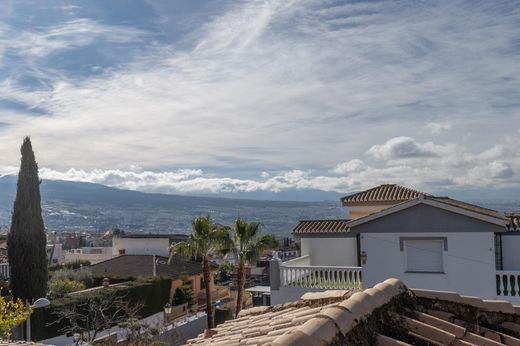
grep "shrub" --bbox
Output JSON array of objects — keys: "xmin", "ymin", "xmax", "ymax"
[
  {"xmin": 31, "ymin": 277, "xmax": 172, "ymax": 341},
  {"xmin": 49, "ymin": 260, "xmax": 91, "ymax": 272},
  {"xmin": 47, "ymin": 279, "xmax": 85, "ymax": 300},
  {"xmin": 50, "ymin": 268, "xmax": 93, "ymax": 288},
  {"xmin": 0, "ymin": 297, "xmax": 31, "ymax": 338}
]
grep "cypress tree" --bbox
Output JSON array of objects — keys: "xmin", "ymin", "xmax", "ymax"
[{"xmin": 7, "ymin": 137, "xmax": 48, "ymax": 300}]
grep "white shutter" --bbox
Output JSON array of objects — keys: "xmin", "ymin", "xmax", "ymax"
[{"xmin": 405, "ymin": 239, "xmax": 443, "ymax": 272}]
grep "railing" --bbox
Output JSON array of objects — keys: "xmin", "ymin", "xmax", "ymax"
[
  {"xmin": 280, "ymin": 265, "xmax": 362, "ymax": 289},
  {"xmin": 0, "ymin": 263, "xmax": 9, "ymax": 279},
  {"xmin": 496, "ymin": 271, "xmax": 520, "ymax": 297},
  {"xmin": 282, "ymin": 255, "xmax": 310, "ymax": 267}
]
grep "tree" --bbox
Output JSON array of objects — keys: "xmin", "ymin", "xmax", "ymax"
[
  {"xmin": 7, "ymin": 137, "xmax": 48, "ymax": 301},
  {"xmin": 52, "ymin": 291, "xmax": 142, "ymax": 344},
  {"xmin": 225, "ymin": 218, "xmax": 276, "ymax": 317},
  {"xmin": 0, "ymin": 296, "xmax": 31, "ymax": 338},
  {"xmin": 168, "ymin": 215, "xmax": 228, "ymax": 329}
]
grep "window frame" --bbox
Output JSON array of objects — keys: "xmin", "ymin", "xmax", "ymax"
[{"xmin": 400, "ymin": 237, "xmax": 447, "ymax": 274}]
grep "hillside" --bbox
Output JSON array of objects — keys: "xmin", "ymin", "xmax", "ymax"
[{"xmin": 0, "ymin": 176, "xmax": 345, "ymax": 236}]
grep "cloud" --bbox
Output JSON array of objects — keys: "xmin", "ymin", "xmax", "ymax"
[
  {"xmin": 0, "ymin": 0, "xmax": 518, "ymax": 194},
  {"xmin": 367, "ymin": 137, "xmax": 442, "ymax": 160},
  {"xmin": 331, "ymin": 159, "xmax": 367, "ymax": 174},
  {"xmin": 426, "ymin": 122, "xmax": 451, "ymax": 135}
]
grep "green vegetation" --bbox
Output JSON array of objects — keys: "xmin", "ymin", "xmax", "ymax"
[
  {"xmin": 0, "ymin": 296, "xmax": 31, "ymax": 338},
  {"xmin": 48, "ymin": 260, "xmax": 91, "ymax": 272},
  {"xmin": 223, "ymin": 218, "xmax": 277, "ymax": 317},
  {"xmin": 31, "ymin": 277, "xmax": 172, "ymax": 341},
  {"xmin": 50, "ymin": 268, "xmax": 93, "ymax": 288},
  {"xmin": 7, "ymin": 137, "xmax": 48, "ymax": 300},
  {"xmin": 169, "ymin": 214, "xmax": 229, "ymax": 329},
  {"xmin": 215, "ymin": 263, "xmax": 234, "ymax": 283},
  {"xmin": 172, "ymin": 276, "xmax": 194, "ymax": 308},
  {"xmin": 47, "ymin": 279, "xmax": 85, "ymax": 300}
]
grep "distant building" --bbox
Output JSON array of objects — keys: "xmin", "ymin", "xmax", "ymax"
[{"xmin": 112, "ymin": 233, "xmax": 189, "ymax": 257}]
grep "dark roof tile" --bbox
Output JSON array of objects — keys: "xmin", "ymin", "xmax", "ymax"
[{"xmin": 342, "ymin": 184, "xmax": 427, "ymax": 205}]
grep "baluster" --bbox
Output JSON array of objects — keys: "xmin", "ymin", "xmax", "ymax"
[
  {"xmin": 327, "ymin": 269, "xmax": 332, "ymax": 289},
  {"xmin": 359, "ymin": 270, "xmax": 362, "ymax": 289},
  {"xmin": 503, "ymin": 275, "xmax": 509, "ymax": 296},
  {"xmin": 517, "ymin": 275, "xmax": 520, "ymax": 296},
  {"xmin": 340, "ymin": 270, "xmax": 345, "ymax": 289},
  {"xmin": 510, "ymin": 275, "xmax": 516, "ymax": 296},
  {"xmin": 496, "ymin": 274, "xmax": 501, "ymax": 296}
]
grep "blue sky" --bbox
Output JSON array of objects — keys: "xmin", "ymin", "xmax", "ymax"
[{"xmin": 0, "ymin": 0, "xmax": 519, "ymax": 198}]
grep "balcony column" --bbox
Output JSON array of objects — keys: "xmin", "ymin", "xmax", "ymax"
[{"xmin": 270, "ymin": 251, "xmax": 281, "ymax": 291}]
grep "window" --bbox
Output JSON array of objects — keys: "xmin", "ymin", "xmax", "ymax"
[
  {"xmin": 119, "ymin": 249, "xmax": 126, "ymax": 255},
  {"xmin": 403, "ymin": 239, "xmax": 444, "ymax": 273}
]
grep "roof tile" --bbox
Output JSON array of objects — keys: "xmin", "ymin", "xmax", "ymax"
[{"xmin": 341, "ymin": 184, "xmax": 426, "ymax": 205}]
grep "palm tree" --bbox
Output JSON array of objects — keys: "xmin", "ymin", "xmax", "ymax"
[
  {"xmin": 227, "ymin": 218, "xmax": 277, "ymax": 317},
  {"xmin": 168, "ymin": 215, "xmax": 229, "ymax": 329}
]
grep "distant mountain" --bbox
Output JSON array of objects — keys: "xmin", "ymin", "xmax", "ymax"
[
  {"xmin": 0, "ymin": 175, "xmax": 345, "ymax": 236},
  {"xmin": 0, "ymin": 176, "xmax": 517, "ymax": 236}
]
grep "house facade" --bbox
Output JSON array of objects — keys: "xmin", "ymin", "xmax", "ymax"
[{"xmin": 270, "ymin": 184, "xmax": 520, "ymax": 305}]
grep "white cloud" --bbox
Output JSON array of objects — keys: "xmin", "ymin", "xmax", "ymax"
[
  {"xmin": 426, "ymin": 122, "xmax": 451, "ymax": 135},
  {"xmin": 0, "ymin": 0, "xmax": 518, "ymax": 194},
  {"xmin": 331, "ymin": 159, "xmax": 367, "ymax": 174},
  {"xmin": 367, "ymin": 137, "xmax": 443, "ymax": 160}
]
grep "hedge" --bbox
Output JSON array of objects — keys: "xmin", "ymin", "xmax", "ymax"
[{"xmin": 31, "ymin": 277, "xmax": 172, "ymax": 341}]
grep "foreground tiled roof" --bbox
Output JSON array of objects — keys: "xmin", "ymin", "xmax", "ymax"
[
  {"xmin": 341, "ymin": 184, "xmax": 427, "ymax": 205},
  {"xmin": 89, "ymin": 255, "xmax": 202, "ymax": 278},
  {"xmin": 188, "ymin": 278, "xmax": 520, "ymax": 345},
  {"xmin": 292, "ymin": 219, "xmax": 350, "ymax": 235}
]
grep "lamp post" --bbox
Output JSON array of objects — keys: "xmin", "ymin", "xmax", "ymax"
[
  {"xmin": 163, "ymin": 303, "xmax": 172, "ymax": 325},
  {"xmin": 26, "ymin": 298, "xmax": 50, "ymax": 341}
]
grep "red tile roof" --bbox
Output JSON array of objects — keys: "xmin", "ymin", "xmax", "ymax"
[
  {"xmin": 292, "ymin": 219, "xmax": 350, "ymax": 235},
  {"xmin": 341, "ymin": 184, "xmax": 427, "ymax": 205},
  {"xmin": 188, "ymin": 279, "xmax": 520, "ymax": 345}
]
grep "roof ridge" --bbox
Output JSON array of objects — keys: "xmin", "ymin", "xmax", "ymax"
[{"xmin": 341, "ymin": 184, "xmax": 428, "ymax": 205}]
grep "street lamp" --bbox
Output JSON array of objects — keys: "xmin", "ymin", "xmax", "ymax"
[
  {"xmin": 26, "ymin": 298, "xmax": 50, "ymax": 341},
  {"xmin": 164, "ymin": 303, "xmax": 172, "ymax": 314}
]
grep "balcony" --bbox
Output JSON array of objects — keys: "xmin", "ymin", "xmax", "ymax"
[
  {"xmin": 271, "ymin": 255, "xmax": 362, "ymax": 305},
  {"xmin": 496, "ymin": 271, "xmax": 520, "ymax": 300}
]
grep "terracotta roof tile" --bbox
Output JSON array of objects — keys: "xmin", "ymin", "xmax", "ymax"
[
  {"xmin": 341, "ymin": 184, "xmax": 427, "ymax": 205},
  {"xmin": 292, "ymin": 219, "xmax": 349, "ymax": 235},
  {"xmin": 188, "ymin": 279, "xmax": 520, "ymax": 346}
]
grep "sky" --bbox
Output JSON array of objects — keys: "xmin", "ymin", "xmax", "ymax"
[{"xmin": 0, "ymin": 0, "xmax": 519, "ymax": 199}]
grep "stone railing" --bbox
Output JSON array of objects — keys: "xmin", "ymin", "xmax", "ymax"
[
  {"xmin": 0, "ymin": 263, "xmax": 9, "ymax": 279},
  {"xmin": 280, "ymin": 264, "xmax": 362, "ymax": 290},
  {"xmin": 496, "ymin": 270, "xmax": 520, "ymax": 297}
]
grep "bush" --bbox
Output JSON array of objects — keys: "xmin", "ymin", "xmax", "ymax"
[
  {"xmin": 47, "ymin": 278, "xmax": 85, "ymax": 300},
  {"xmin": 49, "ymin": 260, "xmax": 91, "ymax": 272},
  {"xmin": 50, "ymin": 268, "xmax": 93, "ymax": 288},
  {"xmin": 32, "ymin": 277, "xmax": 172, "ymax": 341}
]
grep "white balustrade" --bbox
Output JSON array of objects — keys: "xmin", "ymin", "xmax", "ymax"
[
  {"xmin": 280, "ymin": 264, "xmax": 362, "ymax": 289},
  {"xmin": 0, "ymin": 263, "xmax": 9, "ymax": 279},
  {"xmin": 496, "ymin": 271, "xmax": 520, "ymax": 297}
]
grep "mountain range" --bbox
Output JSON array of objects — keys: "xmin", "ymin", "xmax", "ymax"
[
  {"xmin": 0, "ymin": 175, "xmax": 517, "ymax": 237},
  {"xmin": 0, "ymin": 175, "xmax": 345, "ymax": 236}
]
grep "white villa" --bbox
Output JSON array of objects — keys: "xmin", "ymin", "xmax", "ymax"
[{"xmin": 270, "ymin": 184, "xmax": 520, "ymax": 305}]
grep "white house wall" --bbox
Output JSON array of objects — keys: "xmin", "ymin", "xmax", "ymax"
[
  {"xmin": 112, "ymin": 237, "xmax": 170, "ymax": 256},
  {"xmin": 300, "ymin": 236, "xmax": 358, "ymax": 266},
  {"xmin": 501, "ymin": 234, "xmax": 520, "ymax": 270},
  {"xmin": 360, "ymin": 232, "xmax": 496, "ymax": 299}
]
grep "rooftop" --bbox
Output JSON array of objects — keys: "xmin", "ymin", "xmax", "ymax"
[
  {"xmin": 292, "ymin": 219, "xmax": 350, "ymax": 235},
  {"xmin": 88, "ymin": 254, "xmax": 203, "ymax": 278},
  {"xmin": 188, "ymin": 278, "xmax": 520, "ymax": 345},
  {"xmin": 116, "ymin": 233, "xmax": 190, "ymax": 240},
  {"xmin": 341, "ymin": 184, "xmax": 427, "ymax": 205}
]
